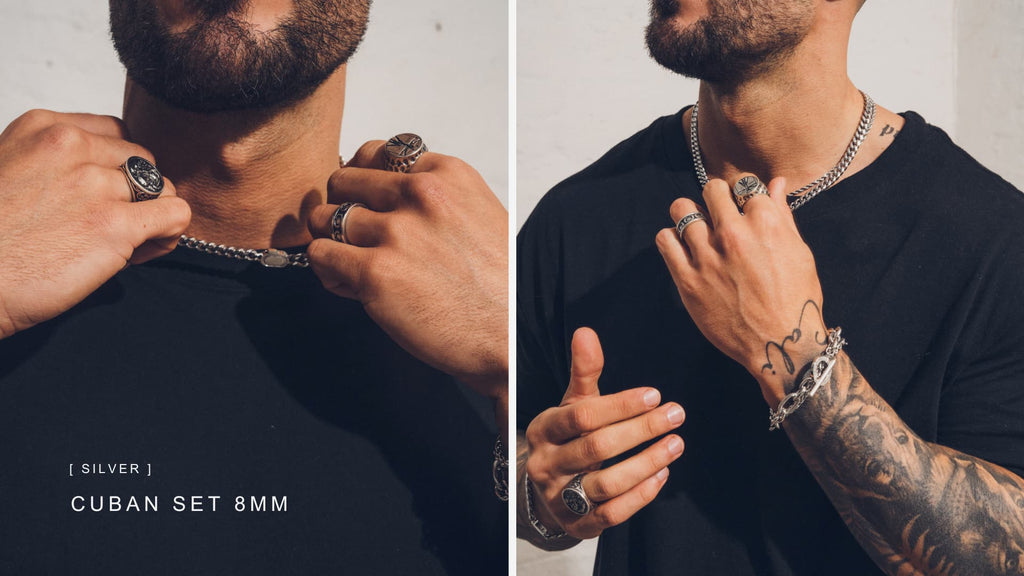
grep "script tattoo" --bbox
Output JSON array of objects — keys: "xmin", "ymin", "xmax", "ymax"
[
  {"xmin": 781, "ymin": 352, "xmax": 1024, "ymax": 575},
  {"xmin": 880, "ymin": 124, "xmax": 900, "ymax": 139},
  {"xmin": 761, "ymin": 300, "xmax": 827, "ymax": 376}
]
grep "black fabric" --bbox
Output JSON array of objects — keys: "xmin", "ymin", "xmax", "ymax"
[
  {"xmin": 517, "ymin": 109, "xmax": 1024, "ymax": 575},
  {"xmin": 0, "ymin": 248, "xmax": 506, "ymax": 575}
]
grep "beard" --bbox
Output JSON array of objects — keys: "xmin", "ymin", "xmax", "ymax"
[
  {"xmin": 645, "ymin": 0, "xmax": 813, "ymax": 84},
  {"xmin": 109, "ymin": 0, "xmax": 371, "ymax": 113}
]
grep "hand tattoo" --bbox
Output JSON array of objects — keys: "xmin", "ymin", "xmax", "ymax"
[{"xmin": 761, "ymin": 300, "xmax": 827, "ymax": 377}]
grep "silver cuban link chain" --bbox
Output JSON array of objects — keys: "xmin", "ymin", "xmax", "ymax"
[
  {"xmin": 768, "ymin": 328, "xmax": 847, "ymax": 431},
  {"xmin": 177, "ymin": 235, "xmax": 309, "ymax": 269},
  {"xmin": 690, "ymin": 91, "xmax": 876, "ymax": 211}
]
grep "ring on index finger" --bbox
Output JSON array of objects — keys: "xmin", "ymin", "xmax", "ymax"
[
  {"xmin": 675, "ymin": 211, "xmax": 707, "ymax": 240},
  {"xmin": 330, "ymin": 202, "xmax": 366, "ymax": 244},
  {"xmin": 732, "ymin": 175, "xmax": 769, "ymax": 210},
  {"xmin": 383, "ymin": 133, "xmax": 428, "ymax": 173},
  {"xmin": 561, "ymin": 473, "xmax": 595, "ymax": 516}
]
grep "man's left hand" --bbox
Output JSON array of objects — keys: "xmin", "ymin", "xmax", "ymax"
[
  {"xmin": 655, "ymin": 174, "xmax": 828, "ymax": 405},
  {"xmin": 307, "ymin": 141, "xmax": 508, "ymax": 405}
]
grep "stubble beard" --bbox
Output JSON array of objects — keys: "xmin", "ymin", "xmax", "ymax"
[
  {"xmin": 645, "ymin": 0, "xmax": 813, "ymax": 84},
  {"xmin": 109, "ymin": 0, "xmax": 371, "ymax": 113}
]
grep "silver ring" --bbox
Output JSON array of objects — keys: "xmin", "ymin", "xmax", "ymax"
[
  {"xmin": 733, "ymin": 175, "xmax": 769, "ymax": 209},
  {"xmin": 675, "ymin": 211, "xmax": 707, "ymax": 239},
  {"xmin": 120, "ymin": 156, "xmax": 164, "ymax": 202},
  {"xmin": 561, "ymin": 473, "xmax": 594, "ymax": 516},
  {"xmin": 384, "ymin": 133, "xmax": 428, "ymax": 173},
  {"xmin": 330, "ymin": 202, "xmax": 366, "ymax": 244}
]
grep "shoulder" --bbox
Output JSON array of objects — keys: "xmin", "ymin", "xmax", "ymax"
[{"xmin": 521, "ymin": 110, "xmax": 691, "ymax": 236}]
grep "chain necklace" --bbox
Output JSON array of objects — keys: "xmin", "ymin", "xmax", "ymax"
[
  {"xmin": 177, "ymin": 235, "xmax": 309, "ymax": 268},
  {"xmin": 689, "ymin": 91, "xmax": 876, "ymax": 211}
]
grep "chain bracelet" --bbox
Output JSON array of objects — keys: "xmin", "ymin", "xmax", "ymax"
[
  {"xmin": 525, "ymin": 471, "xmax": 567, "ymax": 541},
  {"xmin": 493, "ymin": 436, "xmax": 509, "ymax": 502},
  {"xmin": 178, "ymin": 235, "xmax": 309, "ymax": 268},
  {"xmin": 768, "ymin": 328, "xmax": 847, "ymax": 431}
]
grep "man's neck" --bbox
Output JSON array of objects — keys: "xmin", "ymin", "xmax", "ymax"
[
  {"xmin": 122, "ymin": 67, "xmax": 346, "ymax": 249},
  {"xmin": 688, "ymin": 25, "xmax": 903, "ymax": 191}
]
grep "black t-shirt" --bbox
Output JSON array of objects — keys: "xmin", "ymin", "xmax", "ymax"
[
  {"xmin": 0, "ymin": 248, "xmax": 506, "ymax": 575},
  {"xmin": 518, "ymin": 109, "xmax": 1024, "ymax": 575}
]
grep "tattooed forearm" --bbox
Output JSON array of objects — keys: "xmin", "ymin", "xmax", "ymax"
[{"xmin": 782, "ymin": 354, "xmax": 1024, "ymax": 575}]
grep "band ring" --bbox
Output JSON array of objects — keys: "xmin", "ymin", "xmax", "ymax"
[
  {"xmin": 120, "ymin": 156, "xmax": 164, "ymax": 202},
  {"xmin": 384, "ymin": 133, "xmax": 428, "ymax": 173},
  {"xmin": 675, "ymin": 211, "xmax": 707, "ymax": 239},
  {"xmin": 733, "ymin": 175, "xmax": 769, "ymax": 209},
  {"xmin": 561, "ymin": 473, "xmax": 594, "ymax": 516},
  {"xmin": 330, "ymin": 202, "xmax": 366, "ymax": 244}
]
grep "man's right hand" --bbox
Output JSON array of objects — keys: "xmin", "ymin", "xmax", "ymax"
[
  {"xmin": 0, "ymin": 110, "xmax": 191, "ymax": 338},
  {"xmin": 523, "ymin": 328, "xmax": 685, "ymax": 540}
]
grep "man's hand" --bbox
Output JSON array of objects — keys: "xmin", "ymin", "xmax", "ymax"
[
  {"xmin": 0, "ymin": 110, "xmax": 191, "ymax": 339},
  {"xmin": 655, "ymin": 174, "xmax": 826, "ymax": 405},
  {"xmin": 521, "ymin": 328, "xmax": 684, "ymax": 541},
  {"xmin": 307, "ymin": 141, "xmax": 508, "ymax": 403}
]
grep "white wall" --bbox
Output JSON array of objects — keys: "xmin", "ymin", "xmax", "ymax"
[
  {"xmin": 0, "ymin": 0, "xmax": 508, "ymax": 205},
  {"xmin": 517, "ymin": 0, "xmax": 1024, "ymax": 230},
  {"xmin": 516, "ymin": 1, "xmax": 1023, "ymax": 574}
]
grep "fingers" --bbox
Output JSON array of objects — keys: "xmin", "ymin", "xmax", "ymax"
[
  {"xmin": 121, "ymin": 193, "xmax": 191, "ymax": 248},
  {"xmin": 667, "ymin": 197, "xmax": 713, "ymax": 266},
  {"xmin": 47, "ymin": 112, "xmax": 129, "ymax": 140},
  {"xmin": 327, "ymin": 167, "xmax": 402, "ymax": 211},
  {"xmin": 307, "ymin": 203, "xmax": 386, "ymax": 246},
  {"xmin": 702, "ymin": 179, "xmax": 740, "ymax": 228},
  {"xmin": 92, "ymin": 134, "xmax": 157, "ymax": 168},
  {"xmin": 582, "ymin": 434, "xmax": 683, "ymax": 502},
  {"xmin": 305, "ymin": 238, "xmax": 369, "ymax": 300},
  {"xmin": 579, "ymin": 468, "xmax": 670, "ymax": 536},
  {"xmin": 562, "ymin": 327, "xmax": 604, "ymax": 404},
  {"xmin": 544, "ymin": 386, "xmax": 661, "ymax": 443},
  {"xmin": 559, "ymin": 401, "xmax": 685, "ymax": 471},
  {"xmin": 344, "ymin": 140, "xmax": 388, "ymax": 170}
]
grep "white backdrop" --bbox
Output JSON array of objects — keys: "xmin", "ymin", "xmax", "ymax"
[
  {"xmin": 517, "ymin": 1, "xmax": 1024, "ymax": 574},
  {"xmin": 0, "ymin": 0, "xmax": 509, "ymax": 205}
]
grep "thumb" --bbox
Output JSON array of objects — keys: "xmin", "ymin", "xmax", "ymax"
[{"xmin": 562, "ymin": 327, "xmax": 604, "ymax": 405}]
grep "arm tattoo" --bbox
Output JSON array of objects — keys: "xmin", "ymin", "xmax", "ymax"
[
  {"xmin": 782, "ymin": 349, "xmax": 1024, "ymax": 575},
  {"xmin": 762, "ymin": 300, "xmax": 828, "ymax": 376}
]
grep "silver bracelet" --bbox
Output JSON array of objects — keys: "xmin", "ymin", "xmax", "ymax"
[
  {"xmin": 493, "ymin": 436, "xmax": 509, "ymax": 502},
  {"xmin": 768, "ymin": 328, "xmax": 847, "ymax": 431},
  {"xmin": 525, "ymin": 471, "xmax": 567, "ymax": 541}
]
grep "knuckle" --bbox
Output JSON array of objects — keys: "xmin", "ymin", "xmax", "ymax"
[
  {"xmin": 162, "ymin": 197, "xmax": 192, "ymax": 231},
  {"xmin": 566, "ymin": 404, "xmax": 596, "ymax": 434},
  {"xmin": 14, "ymin": 109, "xmax": 55, "ymax": 131},
  {"xmin": 582, "ymin": 433, "xmax": 611, "ymax": 462},
  {"xmin": 404, "ymin": 172, "xmax": 448, "ymax": 206},
  {"xmin": 593, "ymin": 506, "xmax": 624, "ymax": 528},
  {"xmin": 306, "ymin": 238, "xmax": 334, "ymax": 263},
  {"xmin": 589, "ymin": 475, "xmax": 618, "ymax": 500},
  {"xmin": 524, "ymin": 455, "xmax": 550, "ymax": 486},
  {"xmin": 37, "ymin": 123, "xmax": 87, "ymax": 153}
]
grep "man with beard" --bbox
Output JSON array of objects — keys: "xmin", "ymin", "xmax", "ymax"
[
  {"xmin": 517, "ymin": 1, "xmax": 1024, "ymax": 574},
  {"xmin": 0, "ymin": 1, "xmax": 507, "ymax": 574}
]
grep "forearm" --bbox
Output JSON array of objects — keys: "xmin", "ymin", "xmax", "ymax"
[
  {"xmin": 515, "ymin": 430, "xmax": 581, "ymax": 551},
  {"xmin": 781, "ymin": 352, "xmax": 1024, "ymax": 575}
]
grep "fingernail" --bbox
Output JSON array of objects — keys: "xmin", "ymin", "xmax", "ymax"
[
  {"xmin": 667, "ymin": 405, "xmax": 685, "ymax": 425},
  {"xmin": 656, "ymin": 468, "xmax": 670, "ymax": 481},
  {"xmin": 667, "ymin": 436, "xmax": 684, "ymax": 456},
  {"xmin": 643, "ymin": 389, "xmax": 661, "ymax": 407}
]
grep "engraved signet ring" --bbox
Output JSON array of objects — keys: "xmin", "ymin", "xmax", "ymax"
[
  {"xmin": 121, "ymin": 156, "xmax": 164, "ymax": 202},
  {"xmin": 561, "ymin": 473, "xmax": 594, "ymax": 516},
  {"xmin": 383, "ymin": 133, "xmax": 428, "ymax": 173},
  {"xmin": 732, "ymin": 175, "xmax": 769, "ymax": 210}
]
